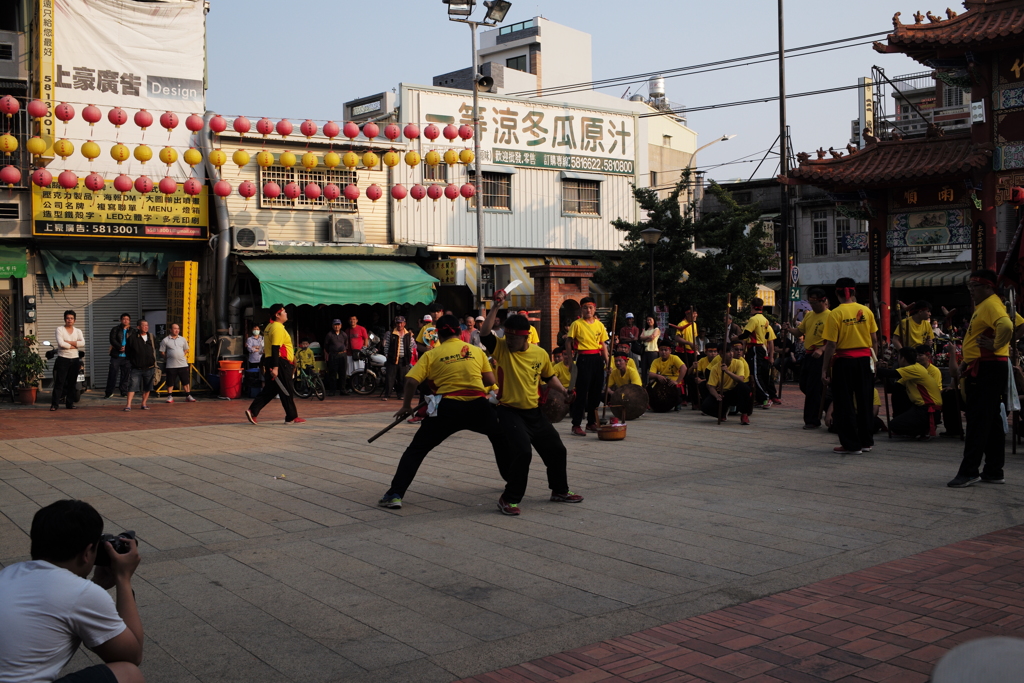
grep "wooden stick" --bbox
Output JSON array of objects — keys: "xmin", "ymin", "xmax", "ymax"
[
  {"xmin": 882, "ymin": 377, "xmax": 892, "ymax": 439},
  {"xmin": 367, "ymin": 401, "xmax": 426, "ymax": 443},
  {"xmin": 600, "ymin": 305, "xmax": 619, "ymax": 426}
]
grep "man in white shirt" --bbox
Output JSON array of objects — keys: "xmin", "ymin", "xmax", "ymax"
[
  {"xmin": 159, "ymin": 324, "xmax": 193, "ymax": 403},
  {"xmin": 52, "ymin": 310, "xmax": 84, "ymax": 411},
  {"xmin": 0, "ymin": 499, "xmax": 144, "ymax": 683}
]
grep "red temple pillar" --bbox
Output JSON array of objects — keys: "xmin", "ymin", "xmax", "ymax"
[{"xmin": 868, "ymin": 202, "xmax": 891, "ymax": 341}]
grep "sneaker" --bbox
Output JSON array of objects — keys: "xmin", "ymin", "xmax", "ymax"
[
  {"xmin": 378, "ymin": 494, "xmax": 402, "ymax": 509},
  {"xmin": 833, "ymin": 446, "xmax": 862, "ymax": 454},
  {"xmin": 245, "ymin": 409, "xmax": 258, "ymax": 425},
  {"xmin": 770, "ymin": 398, "xmax": 782, "ymax": 405},
  {"xmin": 104, "ymin": 393, "xmax": 112, "ymax": 399},
  {"xmin": 286, "ymin": 417, "xmax": 307, "ymax": 424},
  {"xmin": 740, "ymin": 414, "xmax": 750, "ymax": 426},
  {"xmin": 186, "ymin": 395, "xmax": 196, "ymax": 403},
  {"xmin": 407, "ymin": 416, "xmax": 423, "ymax": 424},
  {"xmin": 571, "ymin": 426, "xmax": 586, "ymax": 437},
  {"xmin": 550, "ymin": 491, "xmax": 584, "ymax": 503},
  {"xmin": 802, "ymin": 424, "xmax": 820, "ymax": 430},
  {"xmin": 760, "ymin": 400, "xmax": 772, "ymax": 410},
  {"xmin": 947, "ymin": 475, "xmax": 980, "ymax": 488},
  {"xmin": 497, "ymin": 496, "xmax": 521, "ymax": 516},
  {"xmin": 585, "ymin": 422, "xmax": 599, "ymax": 432},
  {"xmin": 980, "ymin": 475, "xmax": 1005, "ymax": 484},
  {"xmin": 862, "ymin": 447, "xmax": 873, "ymax": 452},
  {"xmin": 166, "ymin": 397, "xmax": 174, "ymax": 403}
]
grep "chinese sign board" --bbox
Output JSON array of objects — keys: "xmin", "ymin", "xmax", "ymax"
[
  {"xmin": 31, "ymin": 180, "xmax": 209, "ymax": 240},
  {"xmin": 407, "ymin": 87, "xmax": 638, "ymax": 176},
  {"xmin": 890, "ymin": 183, "xmax": 965, "ymax": 210},
  {"xmin": 424, "ymin": 258, "xmax": 466, "ymax": 286},
  {"xmin": 0, "ymin": 246, "xmax": 27, "ymax": 278},
  {"xmin": 166, "ymin": 261, "xmax": 198, "ymax": 363},
  {"xmin": 887, "ymin": 209, "xmax": 971, "ymax": 249}
]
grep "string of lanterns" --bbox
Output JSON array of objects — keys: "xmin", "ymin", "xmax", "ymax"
[{"xmin": 0, "ymin": 95, "xmax": 479, "ymax": 203}]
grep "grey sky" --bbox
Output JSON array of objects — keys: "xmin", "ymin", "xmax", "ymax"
[{"xmin": 207, "ymin": 0, "xmax": 925, "ymax": 184}]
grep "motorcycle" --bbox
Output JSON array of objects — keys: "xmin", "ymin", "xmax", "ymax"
[{"xmin": 349, "ymin": 333, "xmax": 387, "ymax": 395}]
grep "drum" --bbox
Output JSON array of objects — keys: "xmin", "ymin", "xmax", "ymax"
[
  {"xmin": 606, "ymin": 383, "xmax": 647, "ymax": 421},
  {"xmin": 647, "ymin": 380, "xmax": 680, "ymax": 412},
  {"xmin": 540, "ymin": 384, "xmax": 570, "ymax": 423}
]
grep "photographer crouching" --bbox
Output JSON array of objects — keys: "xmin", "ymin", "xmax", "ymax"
[{"xmin": 0, "ymin": 500, "xmax": 144, "ymax": 683}]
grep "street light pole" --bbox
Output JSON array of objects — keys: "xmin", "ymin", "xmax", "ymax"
[
  {"xmin": 684, "ymin": 134, "xmax": 735, "ymax": 211},
  {"xmin": 778, "ymin": 0, "xmax": 791, "ymax": 324},
  {"xmin": 470, "ymin": 21, "xmax": 484, "ymax": 271},
  {"xmin": 640, "ymin": 226, "xmax": 663, "ymax": 320},
  {"xmin": 648, "ymin": 244, "xmax": 656, "ymax": 317}
]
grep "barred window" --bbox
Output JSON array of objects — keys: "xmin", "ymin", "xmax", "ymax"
[
  {"xmin": 812, "ymin": 210, "xmax": 829, "ymax": 256},
  {"xmin": 469, "ymin": 172, "xmax": 512, "ymax": 211},
  {"xmin": 258, "ymin": 166, "xmax": 358, "ymax": 211},
  {"xmin": 835, "ymin": 216, "xmax": 851, "ymax": 255},
  {"xmin": 424, "ymin": 163, "xmax": 448, "ymax": 182},
  {"xmin": 562, "ymin": 179, "xmax": 600, "ymax": 215}
]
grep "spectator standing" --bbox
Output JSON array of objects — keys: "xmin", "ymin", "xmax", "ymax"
[
  {"xmin": 124, "ymin": 320, "xmax": 157, "ymax": 412},
  {"xmin": 323, "ymin": 319, "xmax": 349, "ymax": 396},
  {"xmin": 160, "ymin": 323, "xmax": 194, "ymax": 403},
  {"xmin": 639, "ymin": 316, "xmax": 660, "ymax": 379},
  {"xmin": 460, "ymin": 315, "xmax": 476, "ymax": 343},
  {"xmin": 0, "ymin": 499, "xmax": 144, "ymax": 683},
  {"xmin": 381, "ymin": 315, "xmax": 413, "ymax": 400},
  {"xmin": 416, "ymin": 314, "xmax": 438, "ymax": 354},
  {"xmin": 246, "ymin": 304, "xmax": 305, "ymax": 425},
  {"xmin": 347, "ymin": 315, "xmax": 370, "ymax": 377},
  {"xmin": 52, "ymin": 310, "xmax": 84, "ymax": 411},
  {"xmin": 245, "ymin": 326, "xmax": 263, "ymax": 367},
  {"xmin": 618, "ymin": 313, "xmax": 641, "ymax": 357},
  {"xmin": 104, "ymin": 313, "xmax": 132, "ymax": 399}
]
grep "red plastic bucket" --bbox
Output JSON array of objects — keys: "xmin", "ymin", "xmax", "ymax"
[{"xmin": 219, "ymin": 369, "xmax": 243, "ymax": 399}]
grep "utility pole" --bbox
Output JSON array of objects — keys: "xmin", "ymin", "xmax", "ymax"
[{"xmin": 778, "ymin": 0, "xmax": 791, "ymax": 324}]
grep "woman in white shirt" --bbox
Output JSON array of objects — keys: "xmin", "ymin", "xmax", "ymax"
[{"xmin": 52, "ymin": 310, "xmax": 84, "ymax": 411}]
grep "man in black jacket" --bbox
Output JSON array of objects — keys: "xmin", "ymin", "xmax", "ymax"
[
  {"xmin": 104, "ymin": 313, "xmax": 133, "ymax": 399},
  {"xmin": 124, "ymin": 319, "xmax": 157, "ymax": 412}
]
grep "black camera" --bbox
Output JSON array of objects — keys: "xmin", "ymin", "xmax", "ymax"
[{"xmin": 94, "ymin": 530, "xmax": 136, "ymax": 566}]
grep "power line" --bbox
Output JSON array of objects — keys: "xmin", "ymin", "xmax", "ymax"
[{"xmin": 638, "ymin": 81, "xmax": 870, "ymax": 119}]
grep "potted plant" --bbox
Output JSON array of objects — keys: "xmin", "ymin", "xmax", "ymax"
[{"xmin": 11, "ymin": 335, "xmax": 48, "ymax": 405}]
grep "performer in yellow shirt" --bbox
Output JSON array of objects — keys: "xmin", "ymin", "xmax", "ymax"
[
  {"xmin": 694, "ymin": 342, "xmax": 719, "ymax": 403},
  {"xmin": 783, "ymin": 287, "xmax": 830, "ymax": 429},
  {"xmin": 565, "ymin": 296, "xmax": 609, "ymax": 437},
  {"xmin": 516, "ymin": 308, "xmax": 541, "ymax": 345},
  {"xmin": 879, "ymin": 346, "xmax": 943, "ymax": 439},
  {"xmin": 700, "ymin": 341, "xmax": 753, "ymax": 425},
  {"xmin": 736, "ymin": 297, "xmax": 778, "ymax": 408},
  {"xmin": 670, "ymin": 305, "xmax": 699, "ymax": 405},
  {"xmin": 550, "ymin": 348, "xmax": 573, "ymax": 388},
  {"xmin": 246, "ymin": 304, "xmax": 304, "ymax": 425},
  {"xmin": 648, "ymin": 341, "xmax": 685, "ymax": 409},
  {"xmin": 607, "ymin": 353, "xmax": 642, "ymax": 390},
  {"xmin": 892, "ymin": 301, "xmax": 934, "ymax": 350}
]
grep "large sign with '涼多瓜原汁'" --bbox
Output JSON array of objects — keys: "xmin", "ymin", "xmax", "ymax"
[{"xmin": 406, "ymin": 87, "xmax": 638, "ymax": 176}]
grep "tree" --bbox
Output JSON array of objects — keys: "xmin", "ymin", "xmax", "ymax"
[{"xmin": 594, "ymin": 176, "xmax": 776, "ymax": 339}]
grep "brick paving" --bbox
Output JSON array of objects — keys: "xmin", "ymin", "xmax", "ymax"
[{"xmin": 457, "ymin": 525, "xmax": 1024, "ymax": 683}]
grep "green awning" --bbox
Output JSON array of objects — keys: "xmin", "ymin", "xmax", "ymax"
[
  {"xmin": 245, "ymin": 259, "xmax": 438, "ymax": 307},
  {"xmin": 0, "ymin": 245, "xmax": 27, "ymax": 278}
]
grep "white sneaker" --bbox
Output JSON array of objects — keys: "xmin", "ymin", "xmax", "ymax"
[
  {"xmin": 166, "ymin": 397, "xmax": 174, "ymax": 403},
  {"xmin": 186, "ymin": 395, "xmax": 196, "ymax": 402}
]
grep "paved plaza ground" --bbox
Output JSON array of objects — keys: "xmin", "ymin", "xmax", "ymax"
[{"xmin": 2, "ymin": 393, "xmax": 1023, "ymax": 682}]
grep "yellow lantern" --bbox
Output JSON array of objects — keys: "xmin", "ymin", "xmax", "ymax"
[
  {"xmin": 459, "ymin": 149, "xmax": 475, "ymax": 165},
  {"xmin": 279, "ymin": 151, "xmax": 296, "ymax": 168},
  {"xmin": 159, "ymin": 146, "xmax": 178, "ymax": 167},
  {"xmin": 301, "ymin": 152, "xmax": 317, "ymax": 170},
  {"xmin": 183, "ymin": 147, "xmax": 203, "ymax": 167},
  {"xmin": 134, "ymin": 144, "xmax": 153, "ymax": 164},
  {"xmin": 232, "ymin": 149, "xmax": 250, "ymax": 168},
  {"xmin": 382, "ymin": 150, "xmax": 400, "ymax": 168},
  {"xmin": 443, "ymin": 149, "xmax": 459, "ymax": 167},
  {"xmin": 26, "ymin": 136, "xmax": 47, "ymax": 157},
  {"xmin": 0, "ymin": 133, "xmax": 18, "ymax": 155},
  {"xmin": 342, "ymin": 151, "xmax": 359, "ymax": 169},
  {"xmin": 53, "ymin": 138, "xmax": 74, "ymax": 160},
  {"xmin": 208, "ymin": 148, "xmax": 227, "ymax": 169},
  {"xmin": 81, "ymin": 140, "xmax": 101, "ymax": 161},
  {"xmin": 425, "ymin": 150, "xmax": 441, "ymax": 167},
  {"xmin": 404, "ymin": 150, "xmax": 421, "ymax": 167},
  {"xmin": 323, "ymin": 151, "xmax": 340, "ymax": 169},
  {"xmin": 362, "ymin": 151, "xmax": 379, "ymax": 169},
  {"xmin": 256, "ymin": 150, "xmax": 274, "ymax": 168},
  {"xmin": 110, "ymin": 143, "xmax": 130, "ymax": 164}
]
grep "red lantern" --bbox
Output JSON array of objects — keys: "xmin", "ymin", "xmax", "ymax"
[
  {"xmin": 108, "ymin": 107, "xmax": 128, "ymax": 127},
  {"xmin": 160, "ymin": 111, "xmax": 180, "ymax": 131},
  {"xmin": 324, "ymin": 183, "xmax": 341, "ymax": 201},
  {"xmin": 343, "ymin": 121, "xmax": 360, "ymax": 140},
  {"xmin": 134, "ymin": 109, "xmax": 154, "ymax": 130},
  {"xmin": 410, "ymin": 184, "xmax": 427, "ymax": 202},
  {"xmin": 362, "ymin": 122, "xmax": 379, "ymax": 141},
  {"xmin": 57, "ymin": 171, "xmax": 78, "ymax": 189},
  {"xmin": 27, "ymin": 99, "xmax": 48, "ymax": 119},
  {"xmin": 424, "ymin": 124, "xmax": 440, "ymax": 141},
  {"xmin": 444, "ymin": 183, "xmax": 459, "ymax": 201},
  {"xmin": 366, "ymin": 184, "xmax": 382, "ymax": 202},
  {"xmin": 404, "ymin": 124, "xmax": 421, "ymax": 140},
  {"xmin": 0, "ymin": 95, "xmax": 17, "ymax": 118},
  {"xmin": 283, "ymin": 182, "xmax": 300, "ymax": 199},
  {"xmin": 239, "ymin": 180, "xmax": 257, "ymax": 198},
  {"xmin": 209, "ymin": 115, "xmax": 227, "ymax": 133},
  {"xmin": 300, "ymin": 119, "xmax": 317, "ymax": 138},
  {"xmin": 134, "ymin": 175, "xmax": 154, "ymax": 194},
  {"xmin": 276, "ymin": 119, "xmax": 293, "ymax": 137},
  {"xmin": 459, "ymin": 125, "xmax": 474, "ymax": 140},
  {"xmin": 54, "ymin": 102, "xmax": 75, "ymax": 122},
  {"xmin": 323, "ymin": 121, "xmax": 340, "ymax": 140},
  {"xmin": 184, "ymin": 177, "xmax": 202, "ymax": 195},
  {"xmin": 213, "ymin": 179, "xmax": 232, "ymax": 197},
  {"xmin": 159, "ymin": 176, "xmax": 177, "ymax": 195},
  {"xmin": 32, "ymin": 168, "xmax": 53, "ymax": 187},
  {"xmin": 384, "ymin": 124, "xmax": 401, "ymax": 141},
  {"xmin": 185, "ymin": 113, "xmax": 205, "ymax": 132},
  {"xmin": 460, "ymin": 183, "xmax": 476, "ymax": 199},
  {"xmin": 443, "ymin": 124, "xmax": 459, "ymax": 141},
  {"xmin": 0, "ymin": 165, "xmax": 21, "ymax": 186},
  {"xmin": 304, "ymin": 183, "xmax": 321, "ymax": 200},
  {"xmin": 84, "ymin": 172, "xmax": 105, "ymax": 192},
  {"xmin": 82, "ymin": 105, "xmax": 101, "ymax": 126},
  {"xmin": 391, "ymin": 184, "xmax": 408, "ymax": 200},
  {"xmin": 256, "ymin": 117, "xmax": 274, "ymax": 136},
  {"xmin": 262, "ymin": 181, "xmax": 281, "ymax": 199},
  {"xmin": 232, "ymin": 115, "xmax": 251, "ymax": 134},
  {"xmin": 427, "ymin": 184, "xmax": 443, "ymax": 202},
  {"xmin": 343, "ymin": 184, "xmax": 360, "ymax": 201},
  {"xmin": 113, "ymin": 174, "xmax": 133, "ymax": 193}
]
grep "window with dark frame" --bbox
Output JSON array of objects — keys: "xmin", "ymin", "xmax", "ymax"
[
  {"xmin": 506, "ymin": 55, "xmax": 528, "ymax": 72},
  {"xmin": 812, "ymin": 210, "xmax": 829, "ymax": 256},
  {"xmin": 469, "ymin": 172, "xmax": 512, "ymax": 211},
  {"xmin": 562, "ymin": 179, "xmax": 600, "ymax": 215},
  {"xmin": 835, "ymin": 216, "xmax": 852, "ymax": 255}
]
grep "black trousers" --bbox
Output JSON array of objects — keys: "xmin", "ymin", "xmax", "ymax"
[
  {"xmin": 248, "ymin": 358, "xmax": 298, "ymax": 422},
  {"xmin": 800, "ymin": 355, "xmax": 824, "ymax": 427},
  {"xmin": 941, "ymin": 387, "xmax": 964, "ymax": 435},
  {"xmin": 387, "ymin": 398, "xmax": 502, "ymax": 498},
  {"xmin": 746, "ymin": 345, "xmax": 777, "ymax": 403},
  {"xmin": 326, "ymin": 354, "xmax": 348, "ymax": 393},
  {"xmin": 640, "ymin": 351, "xmax": 658, "ymax": 382},
  {"xmin": 570, "ymin": 354, "xmax": 605, "ymax": 427},
  {"xmin": 700, "ymin": 383, "xmax": 753, "ymax": 417},
  {"xmin": 889, "ymin": 383, "xmax": 912, "ymax": 417},
  {"xmin": 957, "ymin": 360, "xmax": 1007, "ymax": 479},
  {"xmin": 383, "ymin": 363, "xmax": 410, "ymax": 399},
  {"xmin": 104, "ymin": 356, "xmax": 131, "ymax": 396},
  {"xmin": 51, "ymin": 356, "xmax": 79, "ymax": 408},
  {"xmin": 679, "ymin": 351, "xmax": 697, "ymax": 404},
  {"xmin": 831, "ymin": 356, "xmax": 875, "ymax": 451},
  {"xmin": 889, "ymin": 403, "xmax": 933, "ymax": 438},
  {"xmin": 496, "ymin": 405, "xmax": 569, "ymax": 504}
]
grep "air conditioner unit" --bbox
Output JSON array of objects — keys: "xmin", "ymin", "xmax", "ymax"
[
  {"xmin": 329, "ymin": 215, "xmax": 365, "ymax": 243},
  {"xmin": 232, "ymin": 226, "xmax": 269, "ymax": 251}
]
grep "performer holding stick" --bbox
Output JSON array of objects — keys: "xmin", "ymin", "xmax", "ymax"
[
  {"xmin": 736, "ymin": 298, "xmax": 778, "ymax": 408},
  {"xmin": 701, "ymin": 341, "xmax": 753, "ymax": 425},
  {"xmin": 782, "ymin": 287, "xmax": 830, "ymax": 429},
  {"xmin": 566, "ymin": 297, "xmax": 610, "ymax": 437},
  {"xmin": 669, "ymin": 305, "xmax": 699, "ymax": 406}
]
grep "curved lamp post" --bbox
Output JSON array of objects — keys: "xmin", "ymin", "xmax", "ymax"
[{"xmin": 641, "ymin": 226, "xmax": 663, "ymax": 319}]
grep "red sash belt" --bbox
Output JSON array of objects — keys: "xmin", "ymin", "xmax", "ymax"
[
  {"xmin": 577, "ymin": 349, "xmax": 601, "ymax": 355},
  {"xmin": 834, "ymin": 348, "xmax": 871, "ymax": 359},
  {"xmin": 442, "ymin": 389, "xmax": 487, "ymax": 398}
]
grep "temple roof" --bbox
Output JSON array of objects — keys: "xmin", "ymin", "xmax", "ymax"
[
  {"xmin": 875, "ymin": 0, "xmax": 1024, "ymax": 60},
  {"xmin": 785, "ymin": 135, "xmax": 992, "ymax": 190}
]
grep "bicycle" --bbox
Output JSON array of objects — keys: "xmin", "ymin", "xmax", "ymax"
[{"xmin": 293, "ymin": 365, "xmax": 325, "ymax": 401}]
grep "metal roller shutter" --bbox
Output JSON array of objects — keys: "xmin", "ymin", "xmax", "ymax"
[
  {"xmin": 35, "ymin": 275, "xmax": 91, "ymax": 388},
  {"xmin": 89, "ymin": 276, "xmax": 141, "ymax": 389},
  {"xmin": 140, "ymin": 275, "xmax": 166, "ymax": 312}
]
